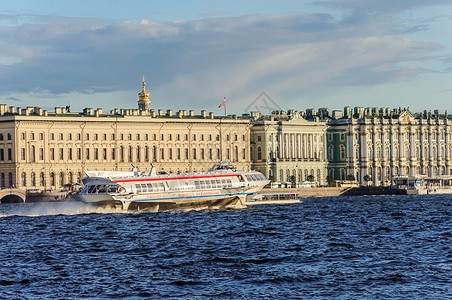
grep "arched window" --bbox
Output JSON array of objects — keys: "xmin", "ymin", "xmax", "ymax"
[
  {"xmin": 152, "ymin": 146, "xmax": 157, "ymax": 162},
  {"xmin": 385, "ymin": 147, "xmax": 390, "ymax": 158},
  {"xmin": 50, "ymin": 172, "xmax": 55, "ymax": 186},
  {"xmin": 340, "ymin": 145, "xmax": 346, "ymax": 161},
  {"xmin": 0, "ymin": 173, "xmax": 4, "ymax": 188},
  {"xmin": 328, "ymin": 145, "xmax": 334, "ymax": 160},
  {"xmin": 40, "ymin": 172, "xmax": 45, "ymax": 186},
  {"xmin": 21, "ymin": 172, "xmax": 26, "ymax": 186},
  {"xmin": 144, "ymin": 146, "xmax": 149, "ymax": 161},
  {"xmin": 8, "ymin": 172, "xmax": 13, "ymax": 187},
  {"xmin": 136, "ymin": 146, "xmax": 140, "ymax": 161},
  {"xmin": 257, "ymin": 146, "xmax": 262, "ymax": 160},
  {"xmin": 68, "ymin": 172, "xmax": 73, "ymax": 184},
  {"xmin": 120, "ymin": 146, "xmax": 124, "ymax": 162},
  {"xmin": 340, "ymin": 168, "xmax": 346, "ymax": 180},
  {"xmin": 128, "ymin": 146, "xmax": 133, "ymax": 161},
  {"xmin": 31, "ymin": 172, "xmax": 36, "ymax": 186},
  {"xmin": 60, "ymin": 172, "xmax": 64, "ymax": 186}
]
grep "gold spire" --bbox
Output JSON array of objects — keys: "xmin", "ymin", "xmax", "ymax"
[{"xmin": 138, "ymin": 76, "xmax": 150, "ymax": 111}]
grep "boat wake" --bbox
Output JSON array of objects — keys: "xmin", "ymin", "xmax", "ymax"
[{"xmin": 0, "ymin": 201, "xmax": 128, "ymax": 218}]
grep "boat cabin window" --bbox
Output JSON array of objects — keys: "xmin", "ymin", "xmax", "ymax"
[
  {"xmin": 85, "ymin": 184, "xmax": 120, "ymax": 194},
  {"xmin": 135, "ymin": 182, "xmax": 165, "ymax": 193}
]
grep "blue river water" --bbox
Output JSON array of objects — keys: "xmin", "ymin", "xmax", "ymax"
[{"xmin": 1, "ymin": 194, "xmax": 451, "ymax": 299}]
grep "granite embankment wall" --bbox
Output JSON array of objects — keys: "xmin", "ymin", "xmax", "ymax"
[
  {"xmin": 261, "ymin": 187, "xmax": 347, "ymax": 198},
  {"xmin": 261, "ymin": 186, "xmax": 407, "ymax": 198}
]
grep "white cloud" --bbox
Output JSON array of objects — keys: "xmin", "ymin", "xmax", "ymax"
[{"xmin": 0, "ymin": 4, "xmax": 451, "ymax": 112}]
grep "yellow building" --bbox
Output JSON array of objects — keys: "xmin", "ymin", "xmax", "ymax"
[{"xmin": 0, "ymin": 81, "xmax": 251, "ymax": 191}]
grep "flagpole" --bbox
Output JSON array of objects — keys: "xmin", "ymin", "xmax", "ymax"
[{"xmin": 224, "ymin": 97, "xmax": 227, "ymax": 116}]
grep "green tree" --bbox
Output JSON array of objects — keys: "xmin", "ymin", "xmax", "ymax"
[
  {"xmin": 346, "ymin": 174, "xmax": 355, "ymax": 181},
  {"xmin": 307, "ymin": 174, "xmax": 315, "ymax": 182}
]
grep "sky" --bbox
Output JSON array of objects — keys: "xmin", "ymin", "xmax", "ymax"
[{"xmin": 1, "ymin": 0, "xmax": 452, "ymax": 115}]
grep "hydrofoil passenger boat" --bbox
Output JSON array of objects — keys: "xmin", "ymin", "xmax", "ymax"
[{"xmin": 73, "ymin": 163, "xmax": 270, "ymax": 211}]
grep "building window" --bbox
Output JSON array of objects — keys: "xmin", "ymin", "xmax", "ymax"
[
  {"xmin": 94, "ymin": 148, "xmax": 99, "ymax": 160},
  {"xmin": 340, "ymin": 133, "xmax": 345, "ymax": 142},
  {"xmin": 136, "ymin": 134, "xmax": 140, "ymax": 141},
  {"xmin": 0, "ymin": 134, "xmax": 3, "ymax": 140},
  {"xmin": 192, "ymin": 149, "xmax": 196, "ymax": 160},
  {"xmin": 128, "ymin": 146, "xmax": 132, "ymax": 161},
  {"xmin": 0, "ymin": 149, "xmax": 4, "ymax": 161},
  {"xmin": 40, "ymin": 172, "xmax": 45, "ymax": 186},
  {"xmin": 340, "ymin": 145, "xmax": 346, "ymax": 161},
  {"xmin": 144, "ymin": 146, "xmax": 149, "ymax": 161},
  {"xmin": 85, "ymin": 148, "xmax": 90, "ymax": 160},
  {"xmin": 68, "ymin": 133, "xmax": 72, "ymax": 140},
  {"xmin": 192, "ymin": 134, "xmax": 196, "ymax": 141},
  {"xmin": 68, "ymin": 148, "xmax": 73, "ymax": 160},
  {"xmin": 50, "ymin": 133, "xmax": 55, "ymax": 140},
  {"xmin": 85, "ymin": 133, "xmax": 89, "ymax": 140},
  {"xmin": 7, "ymin": 133, "xmax": 11, "ymax": 140},
  {"xmin": 128, "ymin": 134, "xmax": 132, "ymax": 141},
  {"xmin": 59, "ymin": 148, "xmax": 63, "ymax": 160},
  {"xmin": 77, "ymin": 148, "xmax": 82, "ymax": 160},
  {"xmin": 103, "ymin": 148, "xmax": 107, "ymax": 160},
  {"xmin": 94, "ymin": 133, "xmax": 98, "ymax": 141},
  {"xmin": 160, "ymin": 134, "xmax": 164, "ymax": 141},
  {"xmin": 50, "ymin": 148, "xmax": 55, "ymax": 160},
  {"xmin": 185, "ymin": 148, "xmax": 189, "ymax": 160},
  {"xmin": 111, "ymin": 148, "xmax": 116, "ymax": 160},
  {"xmin": 257, "ymin": 136, "xmax": 261, "ymax": 142},
  {"xmin": 168, "ymin": 148, "xmax": 173, "ymax": 160},
  {"xmin": 160, "ymin": 148, "xmax": 165, "ymax": 160},
  {"xmin": 177, "ymin": 148, "xmax": 181, "ymax": 160},
  {"xmin": 168, "ymin": 134, "xmax": 172, "ymax": 141},
  {"xmin": 136, "ymin": 146, "xmax": 140, "ymax": 161},
  {"xmin": 31, "ymin": 172, "xmax": 36, "ymax": 186},
  {"xmin": 59, "ymin": 172, "xmax": 64, "ymax": 186},
  {"xmin": 7, "ymin": 148, "xmax": 11, "ymax": 160},
  {"xmin": 59, "ymin": 133, "xmax": 63, "ymax": 140},
  {"xmin": 21, "ymin": 172, "xmax": 26, "ymax": 187}
]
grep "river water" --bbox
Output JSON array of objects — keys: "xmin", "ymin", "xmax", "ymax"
[{"xmin": 1, "ymin": 195, "xmax": 451, "ymax": 299}]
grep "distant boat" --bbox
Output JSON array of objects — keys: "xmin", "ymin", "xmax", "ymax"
[
  {"xmin": 73, "ymin": 162, "xmax": 270, "ymax": 211},
  {"xmin": 392, "ymin": 175, "xmax": 452, "ymax": 195}
]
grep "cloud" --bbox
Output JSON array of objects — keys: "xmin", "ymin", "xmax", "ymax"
[{"xmin": 0, "ymin": 5, "xmax": 449, "ymax": 111}]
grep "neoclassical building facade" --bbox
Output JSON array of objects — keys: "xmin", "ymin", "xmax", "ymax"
[
  {"xmin": 327, "ymin": 107, "xmax": 452, "ymax": 186},
  {"xmin": 0, "ymin": 80, "xmax": 252, "ymax": 190},
  {"xmin": 250, "ymin": 110, "xmax": 328, "ymax": 186}
]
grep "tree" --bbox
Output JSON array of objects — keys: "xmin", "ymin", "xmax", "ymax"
[
  {"xmin": 307, "ymin": 174, "xmax": 315, "ymax": 182},
  {"xmin": 346, "ymin": 174, "xmax": 355, "ymax": 181},
  {"xmin": 326, "ymin": 175, "xmax": 333, "ymax": 184},
  {"xmin": 289, "ymin": 175, "xmax": 296, "ymax": 187},
  {"xmin": 363, "ymin": 174, "xmax": 372, "ymax": 186}
]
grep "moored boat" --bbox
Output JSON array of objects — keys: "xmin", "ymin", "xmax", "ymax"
[
  {"xmin": 392, "ymin": 175, "xmax": 452, "ymax": 195},
  {"xmin": 73, "ymin": 162, "xmax": 270, "ymax": 211}
]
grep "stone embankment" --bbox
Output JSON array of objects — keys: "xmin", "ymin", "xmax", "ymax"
[
  {"xmin": 261, "ymin": 186, "xmax": 406, "ymax": 198},
  {"xmin": 261, "ymin": 187, "xmax": 347, "ymax": 198}
]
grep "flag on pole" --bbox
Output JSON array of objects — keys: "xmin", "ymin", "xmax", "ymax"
[{"xmin": 218, "ymin": 97, "xmax": 226, "ymax": 108}]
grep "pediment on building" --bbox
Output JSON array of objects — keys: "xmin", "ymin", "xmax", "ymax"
[{"xmin": 398, "ymin": 109, "xmax": 415, "ymax": 123}]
